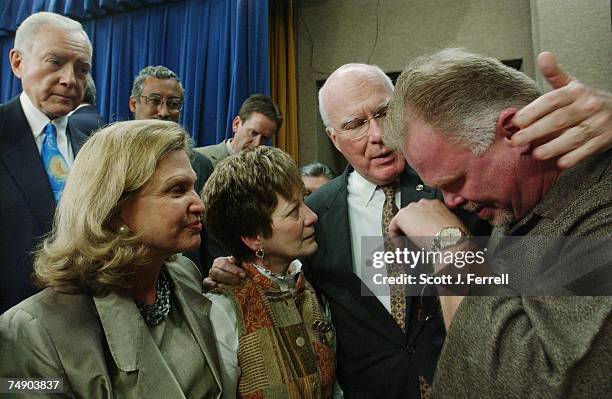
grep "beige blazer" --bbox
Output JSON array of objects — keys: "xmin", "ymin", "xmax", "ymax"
[
  {"xmin": 0, "ymin": 256, "xmax": 223, "ymax": 398},
  {"xmin": 194, "ymin": 140, "xmax": 231, "ymax": 168}
]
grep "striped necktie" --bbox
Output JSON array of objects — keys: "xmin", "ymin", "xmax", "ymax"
[
  {"xmin": 41, "ymin": 123, "xmax": 69, "ymax": 203},
  {"xmin": 381, "ymin": 183, "xmax": 406, "ymax": 332}
]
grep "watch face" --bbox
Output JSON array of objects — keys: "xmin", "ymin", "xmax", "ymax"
[{"xmin": 440, "ymin": 227, "xmax": 463, "ymax": 246}]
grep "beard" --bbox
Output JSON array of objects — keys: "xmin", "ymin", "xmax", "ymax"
[{"xmin": 462, "ymin": 201, "xmax": 515, "ymax": 227}]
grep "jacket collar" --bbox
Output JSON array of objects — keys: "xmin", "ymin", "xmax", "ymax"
[{"xmin": 93, "ymin": 261, "xmax": 223, "ymax": 397}]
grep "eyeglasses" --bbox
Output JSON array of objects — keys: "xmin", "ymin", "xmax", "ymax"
[
  {"xmin": 333, "ymin": 105, "xmax": 389, "ymax": 140},
  {"xmin": 138, "ymin": 94, "xmax": 184, "ymax": 112}
]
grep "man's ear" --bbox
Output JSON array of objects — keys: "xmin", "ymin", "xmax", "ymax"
[
  {"xmin": 496, "ymin": 107, "xmax": 520, "ymax": 139},
  {"xmin": 326, "ymin": 127, "xmax": 341, "ymax": 152},
  {"xmin": 231, "ymin": 116, "xmax": 242, "ymax": 136},
  {"xmin": 9, "ymin": 49, "xmax": 24, "ymax": 78},
  {"xmin": 240, "ymin": 235, "xmax": 262, "ymax": 252},
  {"xmin": 129, "ymin": 96, "xmax": 137, "ymax": 113},
  {"xmin": 497, "ymin": 107, "xmax": 530, "ymax": 154}
]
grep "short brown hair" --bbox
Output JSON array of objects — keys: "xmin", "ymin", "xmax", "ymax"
[
  {"xmin": 238, "ymin": 94, "xmax": 282, "ymax": 132},
  {"xmin": 201, "ymin": 146, "xmax": 302, "ymax": 263}
]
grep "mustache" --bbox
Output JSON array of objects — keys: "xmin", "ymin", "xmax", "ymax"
[{"xmin": 461, "ymin": 201, "xmax": 481, "ymax": 212}]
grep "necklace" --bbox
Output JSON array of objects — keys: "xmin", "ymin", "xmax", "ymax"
[{"xmin": 136, "ymin": 268, "xmax": 171, "ymax": 327}]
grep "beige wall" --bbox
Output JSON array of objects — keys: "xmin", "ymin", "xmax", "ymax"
[
  {"xmin": 530, "ymin": 0, "xmax": 611, "ymax": 92},
  {"xmin": 297, "ymin": 0, "xmax": 612, "ymax": 172},
  {"xmin": 297, "ymin": 0, "xmax": 535, "ymax": 171}
]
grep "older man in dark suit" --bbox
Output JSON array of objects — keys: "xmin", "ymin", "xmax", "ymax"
[{"xmin": 0, "ymin": 12, "xmax": 93, "ymax": 313}]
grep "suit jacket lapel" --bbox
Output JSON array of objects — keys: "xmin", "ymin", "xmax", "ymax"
[
  {"xmin": 0, "ymin": 98, "xmax": 55, "ymax": 230},
  {"xmin": 67, "ymin": 121, "xmax": 90, "ymax": 153},
  {"xmin": 94, "ymin": 292, "xmax": 186, "ymax": 398},
  {"xmin": 316, "ymin": 170, "xmax": 353, "ymax": 276},
  {"xmin": 399, "ymin": 166, "xmax": 437, "ymax": 206}
]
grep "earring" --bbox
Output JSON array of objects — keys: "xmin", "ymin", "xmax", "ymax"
[
  {"xmin": 118, "ymin": 224, "xmax": 131, "ymax": 236},
  {"xmin": 255, "ymin": 248, "xmax": 265, "ymax": 259}
]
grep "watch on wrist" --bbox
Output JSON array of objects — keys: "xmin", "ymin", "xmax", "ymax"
[{"xmin": 430, "ymin": 226, "xmax": 471, "ymax": 252}]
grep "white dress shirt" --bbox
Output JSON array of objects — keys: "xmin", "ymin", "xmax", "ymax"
[
  {"xmin": 347, "ymin": 170, "xmax": 400, "ymax": 313},
  {"xmin": 225, "ymin": 138, "xmax": 237, "ymax": 156},
  {"xmin": 20, "ymin": 92, "xmax": 74, "ymax": 166}
]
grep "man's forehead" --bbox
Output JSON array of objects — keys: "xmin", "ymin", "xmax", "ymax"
[
  {"xmin": 32, "ymin": 26, "xmax": 91, "ymax": 57},
  {"xmin": 141, "ymin": 77, "xmax": 183, "ymax": 96},
  {"xmin": 330, "ymin": 84, "xmax": 390, "ymax": 118}
]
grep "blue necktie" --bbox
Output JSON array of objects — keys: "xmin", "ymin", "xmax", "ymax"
[{"xmin": 41, "ymin": 123, "xmax": 69, "ymax": 203}]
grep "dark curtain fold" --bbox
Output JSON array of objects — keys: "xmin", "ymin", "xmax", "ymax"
[{"xmin": 0, "ymin": 0, "xmax": 270, "ymax": 146}]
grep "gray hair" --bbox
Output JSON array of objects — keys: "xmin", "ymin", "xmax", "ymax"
[
  {"xmin": 131, "ymin": 66, "xmax": 184, "ymax": 98},
  {"xmin": 385, "ymin": 48, "xmax": 540, "ymax": 155},
  {"xmin": 14, "ymin": 12, "xmax": 91, "ymax": 56},
  {"xmin": 300, "ymin": 162, "xmax": 335, "ymax": 180},
  {"xmin": 318, "ymin": 63, "xmax": 393, "ymax": 127},
  {"xmin": 82, "ymin": 74, "xmax": 96, "ymax": 105}
]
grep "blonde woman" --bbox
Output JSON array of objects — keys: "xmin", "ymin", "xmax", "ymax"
[{"xmin": 0, "ymin": 120, "xmax": 222, "ymax": 398}]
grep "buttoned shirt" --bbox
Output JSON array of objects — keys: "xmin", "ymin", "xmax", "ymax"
[
  {"xmin": 347, "ymin": 171, "xmax": 400, "ymax": 313},
  {"xmin": 20, "ymin": 92, "xmax": 74, "ymax": 166}
]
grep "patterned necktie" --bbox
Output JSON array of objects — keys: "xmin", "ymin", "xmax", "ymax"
[
  {"xmin": 41, "ymin": 123, "xmax": 69, "ymax": 203},
  {"xmin": 380, "ymin": 183, "xmax": 406, "ymax": 332}
]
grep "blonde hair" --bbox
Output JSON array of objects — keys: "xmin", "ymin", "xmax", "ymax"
[
  {"xmin": 34, "ymin": 120, "xmax": 191, "ymax": 295},
  {"xmin": 14, "ymin": 12, "xmax": 91, "ymax": 56},
  {"xmin": 201, "ymin": 146, "xmax": 303, "ymax": 263},
  {"xmin": 384, "ymin": 48, "xmax": 540, "ymax": 155}
]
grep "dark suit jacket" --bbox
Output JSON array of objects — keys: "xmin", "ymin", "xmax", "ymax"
[
  {"xmin": 0, "ymin": 96, "xmax": 90, "ymax": 313},
  {"xmin": 184, "ymin": 151, "xmax": 215, "ymax": 271},
  {"xmin": 304, "ymin": 165, "xmax": 447, "ymax": 399},
  {"xmin": 68, "ymin": 104, "xmax": 106, "ymax": 134}
]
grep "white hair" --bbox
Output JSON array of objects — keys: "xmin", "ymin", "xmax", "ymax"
[
  {"xmin": 14, "ymin": 12, "xmax": 91, "ymax": 55},
  {"xmin": 318, "ymin": 63, "xmax": 393, "ymax": 127}
]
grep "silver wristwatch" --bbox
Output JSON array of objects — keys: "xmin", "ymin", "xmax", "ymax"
[{"xmin": 430, "ymin": 226, "xmax": 470, "ymax": 252}]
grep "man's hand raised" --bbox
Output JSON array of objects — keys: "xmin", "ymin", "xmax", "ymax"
[{"xmin": 511, "ymin": 52, "xmax": 612, "ymax": 169}]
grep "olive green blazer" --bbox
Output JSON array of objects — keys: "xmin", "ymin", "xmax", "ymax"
[
  {"xmin": 194, "ymin": 140, "xmax": 231, "ymax": 168},
  {"xmin": 0, "ymin": 256, "xmax": 222, "ymax": 398}
]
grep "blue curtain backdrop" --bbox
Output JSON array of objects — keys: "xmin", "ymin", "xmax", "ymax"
[{"xmin": 0, "ymin": 0, "xmax": 270, "ymax": 146}]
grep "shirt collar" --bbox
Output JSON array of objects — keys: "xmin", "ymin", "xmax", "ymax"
[
  {"xmin": 347, "ymin": 170, "xmax": 379, "ymax": 207},
  {"xmin": 20, "ymin": 92, "xmax": 68, "ymax": 138},
  {"xmin": 252, "ymin": 259, "xmax": 302, "ymax": 291},
  {"xmin": 226, "ymin": 138, "xmax": 237, "ymax": 156}
]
